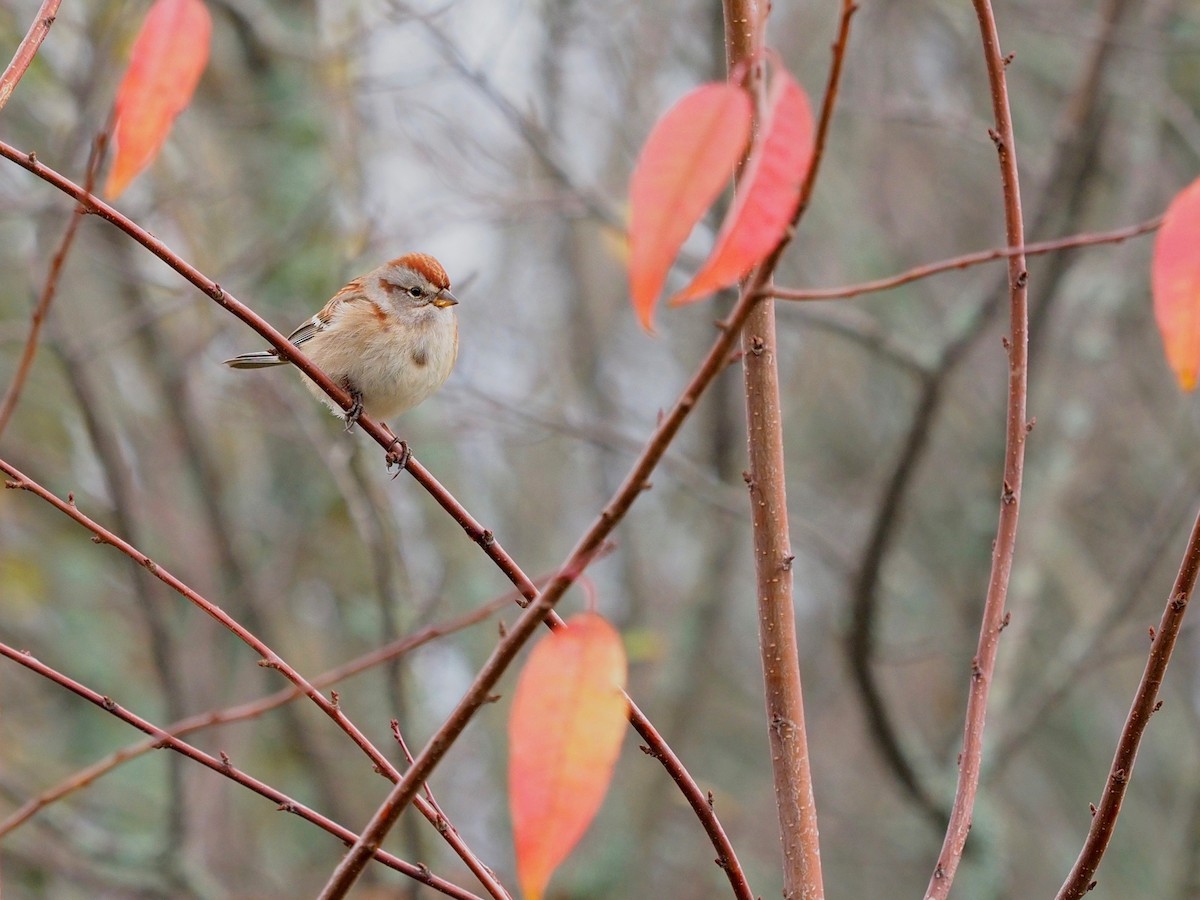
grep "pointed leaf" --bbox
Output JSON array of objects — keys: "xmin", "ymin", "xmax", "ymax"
[
  {"xmin": 106, "ymin": 0, "xmax": 212, "ymax": 199},
  {"xmin": 1152, "ymin": 175, "xmax": 1200, "ymax": 391},
  {"xmin": 673, "ymin": 68, "xmax": 814, "ymax": 305},
  {"xmin": 628, "ymin": 83, "xmax": 752, "ymax": 331},
  {"xmin": 509, "ymin": 612, "xmax": 628, "ymax": 900}
]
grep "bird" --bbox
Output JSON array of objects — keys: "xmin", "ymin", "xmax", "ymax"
[{"xmin": 224, "ymin": 253, "xmax": 459, "ymax": 435}]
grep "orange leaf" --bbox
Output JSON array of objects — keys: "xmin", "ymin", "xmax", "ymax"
[
  {"xmin": 672, "ymin": 68, "xmax": 814, "ymax": 305},
  {"xmin": 628, "ymin": 83, "xmax": 753, "ymax": 332},
  {"xmin": 1152, "ymin": 176, "xmax": 1200, "ymax": 391},
  {"xmin": 106, "ymin": 0, "xmax": 212, "ymax": 199},
  {"xmin": 509, "ymin": 612, "xmax": 628, "ymax": 900}
]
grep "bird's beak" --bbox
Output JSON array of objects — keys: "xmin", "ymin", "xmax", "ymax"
[{"xmin": 433, "ymin": 290, "xmax": 458, "ymax": 309}]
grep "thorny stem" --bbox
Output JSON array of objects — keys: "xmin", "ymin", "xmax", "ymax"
[{"xmin": 925, "ymin": 1, "xmax": 1030, "ymax": 896}]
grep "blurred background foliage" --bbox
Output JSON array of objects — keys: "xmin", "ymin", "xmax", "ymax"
[{"xmin": 2, "ymin": 0, "xmax": 1200, "ymax": 897}]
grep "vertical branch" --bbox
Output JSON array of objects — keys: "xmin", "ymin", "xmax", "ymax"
[
  {"xmin": 722, "ymin": 1, "xmax": 822, "ymax": 897},
  {"xmin": 1055, "ymin": 506, "xmax": 1200, "ymax": 899},
  {"xmin": 926, "ymin": 1, "xmax": 1030, "ymax": 896}
]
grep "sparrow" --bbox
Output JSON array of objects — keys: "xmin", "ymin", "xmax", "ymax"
[{"xmin": 225, "ymin": 253, "xmax": 459, "ymax": 431}]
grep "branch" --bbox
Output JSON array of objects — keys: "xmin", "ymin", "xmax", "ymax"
[
  {"xmin": 846, "ymin": 370, "xmax": 949, "ymax": 831},
  {"xmin": 0, "ymin": 459, "xmax": 512, "ymax": 900},
  {"xmin": 770, "ymin": 217, "xmax": 1162, "ymax": 302},
  {"xmin": 0, "ymin": 131, "xmax": 105, "ymax": 440},
  {"xmin": 0, "ymin": 142, "xmax": 748, "ymax": 897},
  {"xmin": 0, "ymin": 595, "xmax": 508, "ymax": 839},
  {"xmin": 0, "ymin": 0, "xmax": 60, "ymax": 112},
  {"xmin": 722, "ymin": 0, "xmax": 857, "ymax": 897},
  {"xmin": 1055, "ymin": 507, "xmax": 1200, "ymax": 898},
  {"xmin": 841, "ymin": 0, "xmax": 1131, "ymax": 842},
  {"xmin": 925, "ymin": 1, "xmax": 1030, "ymax": 895},
  {"xmin": 0, "ymin": 641, "xmax": 484, "ymax": 900}
]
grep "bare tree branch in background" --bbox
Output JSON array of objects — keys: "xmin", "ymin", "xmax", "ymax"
[
  {"xmin": 0, "ymin": 639, "xmax": 486, "ymax": 900},
  {"xmin": 1056, "ymin": 504, "xmax": 1200, "ymax": 898}
]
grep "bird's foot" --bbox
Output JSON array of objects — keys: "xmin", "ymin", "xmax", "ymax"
[
  {"xmin": 343, "ymin": 387, "xmax": 364, "ymax": 432},
  {"xmin": 385, "ymin": 438, "xmax": 411, "ymax": 475}
]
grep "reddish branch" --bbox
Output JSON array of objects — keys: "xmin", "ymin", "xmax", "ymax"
[
  {"xmin": 0, "ymin": 142, "xmax": 749, "ymax": 897},
  {"xmin": 0, "ymin": 458, "xmax": 511, "ymax": 900},
  {"xmin": 723, "ymin": 0, "xmax": 831, "ymax": 896},
  {"xmin": 0, "ymin": 640, "xmax": 484, "ymax": 900},
  {"xmin": 925, "ymin": 2, "xmax": 1030, "ymax": 896},
  {"xmin": 0, "ymin": 0, "xmax": 60, "ymax": 112},
  {"xmin": 317, "ymin": 3, "xmax": 859, "ymax": 895},
  {"xmin": 1055, "ymin": 507, "xmax": 1200, "ymax": 899},
  {"xmin": 0, "ymin": 4, "xmax": 85, "ymax": 440},
  {"xmin": 0, "ymin": 595, "xmax": 508, "ymax": 838},
  {"xmin": 770, "ymin": 216, "xmax": 1162, "ymax": 302}
]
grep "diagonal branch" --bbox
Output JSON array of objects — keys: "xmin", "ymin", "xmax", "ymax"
[
  {"xmin": 1055, "ymin": 505, "xmax": 1200, "ymax": 899},
  {"xmin": 0, "ymin": 594, "xmax": 508, "ymax": 839},
  {"xmin": 0, "ymin": 459, "xmax": 512, "ymax": 900},
  {"xmin": 0, "ymin": 640, "xmax": 484, "ymax": 900},
  {"xmin": 317, "ymin": 256, "xmax": 768, "ymax": 900},
  {"xmin": 0, "ymin": 131, "xmax": 106, "ymax": 440},
  {"xmin": 0, "ymin": 0, "xmax": 60, "ymax": 113}
]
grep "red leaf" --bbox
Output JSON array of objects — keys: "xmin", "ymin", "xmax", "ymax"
[
  {"xmin": 672, "ymin": 68, "xmax": 814, "ymax": 305},
  {"xmin": 509, "ymin": 612, "xmax": 628, "ymax": 900},
  {"xmin": 1152, "ymin": 176, "xmax": 1200, "ymax": 391},
  {"xmin": 628, "ymin": 83, "xmax": 753, "ymax": 332},
  {"xmin": 106, "ymin": 0, "xmax": 212, "ymax": 199}
]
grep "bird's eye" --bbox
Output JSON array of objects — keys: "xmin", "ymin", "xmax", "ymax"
[{"xmin": 408, "ymin": 286, "xmax": 425, "ymax": 299}]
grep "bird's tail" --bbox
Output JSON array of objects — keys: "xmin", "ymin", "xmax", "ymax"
[{"xmin": 223, "ymin": 350, "xmax": 289, "ymax": 369}]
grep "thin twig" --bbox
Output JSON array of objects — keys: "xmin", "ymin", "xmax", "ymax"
[
  {"xmin": 0, "ymin": 0, "xmax": 61, "ymax": 112},
  {"xmin": 0, "ymin": 132, "xmax": 107, "ymax": 440},
  {"xmin": 1055, "ymin": 507, "xmax": 1200, "ymax": 899},
  {"xmin": 925, "ymin": 1, "xmax": 1030, "ymax": 895},
  {"xmin": 0, "ymin": 458, "xmax": 512, "ymax": 900},
  {"xmin": 769, "ymin": 217, "xmax": 1162, "ymax": 302},
  {"xmin": 0, "ymin": 595, "xmax": 509, "ymax": 838},
  {"xmin": 0, "ymin": 457, "xmax": 396, "ymax": 770},
  {"xmin": 0, "ymin": 641, "xmax": 484, "ymax": 900}
]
